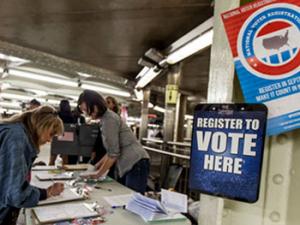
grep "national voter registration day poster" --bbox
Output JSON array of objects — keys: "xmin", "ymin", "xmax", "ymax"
[
  {"xmin": 222, "ymin": 0, "xmax": 300, "ymax": 136},
  {"xmin": 189, "ymin": 104, "xmax": 267, "ymax": 203}
]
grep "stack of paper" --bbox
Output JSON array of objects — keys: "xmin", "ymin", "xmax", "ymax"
[
  {"xmin": 161, "ymin": 189, "xmax": 188, "ymax": 213},
  {"xmin": 126, "ymin": 193, "xmax": 186, "ymax": 222}
]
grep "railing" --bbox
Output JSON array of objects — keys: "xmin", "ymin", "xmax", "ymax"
[
  {"xmin": 141, "ymin": 138, "xmax": 198, "ymax": 199},
  {"xmin": 143, "ymin": 146, "xmax": 190, "ymax": 159}
]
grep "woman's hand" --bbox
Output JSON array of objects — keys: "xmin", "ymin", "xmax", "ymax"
[{"xmin": 47, "ymin": 182, "xmax": 64, "ymax": 198}]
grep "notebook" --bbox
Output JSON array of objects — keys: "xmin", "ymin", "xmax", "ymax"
[
  {"xmin": 33, "ymin": 203, "xmax": 98, "ymax": 224},
  {"xmin": 126, "ymin": 193, "xmax": 186, "ymax": 222},
  {"xmin": 38, "ymin": 188, "xmax": 84, "ymax": 206}
]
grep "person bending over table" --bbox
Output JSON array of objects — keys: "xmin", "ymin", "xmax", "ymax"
[
  {"xmin": 78, "ymin": 90, "xmax": 150, "ymax": 194},
  {"xmin": 0, "ymin": 105, "xmax": 65, "ymax": 225}
]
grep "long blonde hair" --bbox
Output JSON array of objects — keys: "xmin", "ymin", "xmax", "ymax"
[{"xmin": 2, "ymin": 105, "xmax": 64, "ymax": 149}]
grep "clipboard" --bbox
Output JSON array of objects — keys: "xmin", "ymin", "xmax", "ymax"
[
  {"xmin": 64, "ymin": 164, "xmax": 89, "ymax": 171},
  {"xmin": 38, "ymin": 188, "xmax": 85, "ymax": 206},
  {"xmin": 32, "ymin": 203, "xmax": 98, "ymax": 224},
  {"xmin": 35, "ymin": 172, "xmax": 74, "ymax": 181},
  {"xmin": 31, "ymin": 166, "xmax": 57, "ymax": 171}
]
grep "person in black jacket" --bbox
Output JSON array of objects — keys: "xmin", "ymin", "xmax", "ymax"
[
  {"xmin": 49, "ymin": 100, "xmax": 77, "ymax": 165},
  {"xmin": 58, "ymin": 100, "xmax": 76, "ymax": 124}
]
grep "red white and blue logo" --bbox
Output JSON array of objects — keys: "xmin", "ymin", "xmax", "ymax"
[{"xmin": 237, "ymin": 3, "xmax": 300, "ymax": 79}]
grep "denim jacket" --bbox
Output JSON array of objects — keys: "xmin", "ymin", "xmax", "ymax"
[{"xmin": 0, "ymin": 123, "xmax": 46, "ymax": 223}]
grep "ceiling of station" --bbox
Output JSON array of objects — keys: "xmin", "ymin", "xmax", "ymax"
[{"xmin": 0, "ymin": 0, "xmax": 213, "ymax": 114}]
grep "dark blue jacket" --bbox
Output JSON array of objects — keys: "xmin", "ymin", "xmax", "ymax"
[{"xmin": 0, "ymin": 123, "xmax": 46, "ymax": 223}]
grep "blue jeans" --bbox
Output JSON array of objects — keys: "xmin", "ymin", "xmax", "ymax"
[{"xmin": 120, "ymin": 159, "xmax": 149, "ymax": 194}]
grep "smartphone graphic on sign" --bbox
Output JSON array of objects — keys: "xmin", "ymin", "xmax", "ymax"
[{"xmin": 189, "ymin": 103, "xmax": 267, "ymax": 203}]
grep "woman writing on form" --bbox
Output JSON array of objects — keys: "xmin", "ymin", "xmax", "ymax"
[{"xmin": 0, "ymin": 106, "xmax": 65, "ymax": 225}]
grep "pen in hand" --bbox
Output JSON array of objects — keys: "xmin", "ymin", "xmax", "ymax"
[
  {"xmin": 94, "ymin": 184, "xmax": 112, "ymax": 192},
  {"xmin": 112, "ymin": 205, "xmax": 125, "ymax": 209}
]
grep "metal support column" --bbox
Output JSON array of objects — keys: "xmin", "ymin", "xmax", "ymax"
[
  {"xmin": 185, "ymin": 119, "xmax": 193, "ymax": 141},
  {"xmin": 163, "ymin": 64, "xmax": 181, "ymax": 142},
  {"xmin": 263, "ymin": 133, "xmax": 294, "ymax": 225},
  {"xmin": 139, "ymin": 88, "xmax": 150, "ymax": 141},
  {"xmin": 160, "ymin": 64, "xmax": 181, "ymax": 184},
  {"xmin": 199, "ymin": 1, "xmax": 240, "ymax": 225},
  {"xmin": 174, "ymin": 93, "xmax": 187, "ymax": 142}
]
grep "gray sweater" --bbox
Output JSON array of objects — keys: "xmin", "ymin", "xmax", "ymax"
[{"xmin": 100, "ymin": 110, "xmax": 149, "ymax": 177}]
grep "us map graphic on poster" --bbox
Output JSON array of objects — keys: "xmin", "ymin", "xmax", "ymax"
[{"xmin": 222, "ymin": 0, "xmax": 300, "ymax": 136}]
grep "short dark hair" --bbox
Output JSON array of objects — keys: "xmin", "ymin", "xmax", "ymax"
[
  {"xmin": 59, "ymin": 99, "xmax": 71, "ymax": 113},
  {"xmin": 78, "ymin": 90, "xmax": 107, "ymax": 117},
  {"xmin": 30, "ymin": 99, "xmax": 41, "ymax": 106}
]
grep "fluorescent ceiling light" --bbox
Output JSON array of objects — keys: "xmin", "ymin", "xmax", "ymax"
[
  {"xmin": 0, "ymin": 53, "xmax": 29, "ymax": 63},
  {"xmin": 4, "ymin": 68, "xmax": 130, "ymax": 98},
  {"xmin": 81, "ymin": 84, "xmax": 130, "ymax": 98},
  {"xmin": 65, "ymin": 95, "xmax": 80, "ymax": 100},
  {"xmin": 77, "ymin": 72, "xmax": 93, "ymax": 78},
  {"xmin": 153, "ymin": 105, "xmax": 165, "ymax": 113},
  {"xmin": 25, "ymin": 88, "xmax": 48, "ymax": 96},
  {"xmin": 136, "ymin": 67, "xmax": 149, "ymax": 79},
  {"xmin": 0, "ymin": 92, "xmax": 78, "ymax": 108},
  {"xmin": 166, "ymin": 29, "xmax": 213, "ymax": 64},
  {"xmin": 0, "ymin": 82, "xmax": 12, "ymax": 90},
  {"xmin": 135, "ymin": 67, "xmax": 162, "ymax": 89},
  {"xmin": 44, "ymin": 99, "xmax": 77, "ymax": 107},
  {"xmin": 9, "ymin": 69, "xmax": 78, "ymax": 87},
  {"xmin": 0, "ymin": 108, "xmax": 22, "ymax": 114},
  {"xmin": 0, "ymin": 93, "xmax": 45, "ymax": 102},
  {"xmin": 0, "ymin": 101, "xmax": 22, "ymax": 109}
]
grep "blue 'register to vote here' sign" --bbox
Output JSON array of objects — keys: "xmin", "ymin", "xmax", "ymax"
[{"xmin": 189, "ymin": 104, "xmax": 267, "ymax": 203}]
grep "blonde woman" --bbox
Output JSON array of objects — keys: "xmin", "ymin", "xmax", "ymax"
[{"xmin": 0, "ymin": 105, "xmax": 65, "ymax": 225}]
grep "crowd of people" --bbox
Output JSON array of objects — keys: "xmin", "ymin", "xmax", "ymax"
[{"xmin": 0, "ymin": 91, "xmax": 149, "ymax": 224}]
